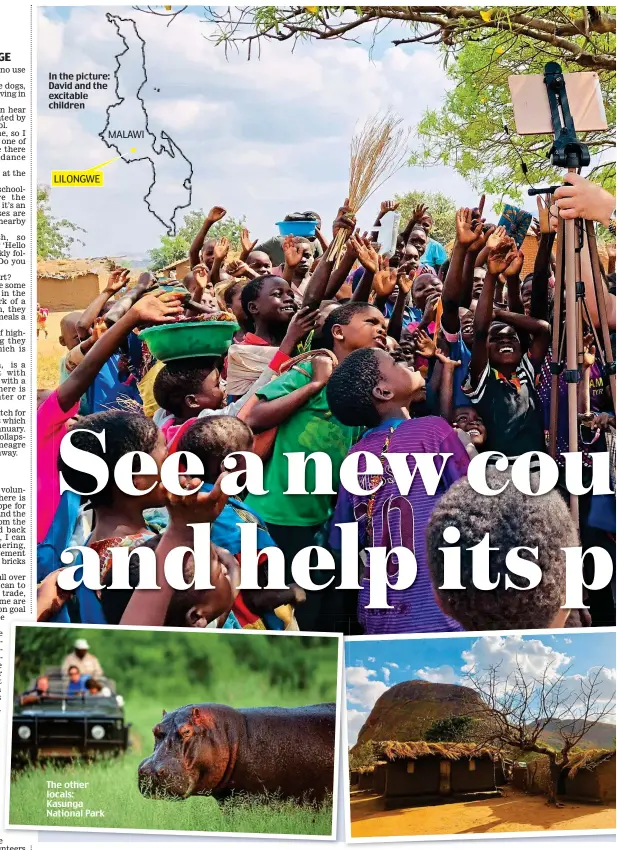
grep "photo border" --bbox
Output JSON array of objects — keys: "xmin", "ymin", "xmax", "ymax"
[
  {"xmin": 5, "ymin": 620, "xmax": 344, "ymax": 842},
  {"xmin": 342, "ymin": 626, "xmax": 617, "ymax": 843}
]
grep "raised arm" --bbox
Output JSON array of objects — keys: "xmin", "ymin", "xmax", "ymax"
[
  {"xmin": 386, "ymin": 273, "xmax": 412, "ymax": 342},
  {"xmin": 189, "ymin": 206, "xmax": 226, "ymax": 269},
  {"xmin": 493, "ymin": 307, "xmax": 551, "ymax": 366},
  {"xmin": 371, "ymin": 199, "xmax": 399, "ymax": 243},
  {"xmin": 120, "ymin": 476, "xmax": 229, "ymax": 627},
  {"xmin": 529, "ymin": 229, "xmax": 555, "ymax": 322},
  {"xmin": 349, "ymin": 236, "xmax": 379, "ymax": 303},
  {"xmin": 468, "ymin": 239, "xmax": 516, "ymax": 385},
  {"xmin": 244, "ymin": 355, "xmax": 333, "ymax": 433},
  {"xmin": 209, "ymin": 237, "xmax": 230, "ymax": 285},
  {"xmin": 442, "ymin": 209, "xmax": 484, "ymax": 334},
  {"xmin": 239, "ymin": 227, "xmax": 258, "ymax": 263},
  {"xmin": 503, "ymin": 248, "xmax": 525, "ymax": 315},
  {"xmin": 76, "ymin": 268, "xmax": 130, "ymax": 339},
  {"xmin": 400, "ymin": 202, "xmax": 427, "ymax": 244},
  {"xmin": 56, "ymin": 290, "xmax": 184, "ymax": 413}
]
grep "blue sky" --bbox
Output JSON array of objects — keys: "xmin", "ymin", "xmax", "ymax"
[
  {"xmin": 345, "ymin": 632, "xmax": 616, "ymax": 745},
  {"xmin": 38, "ymin": 5, "xmax": 494, "ymax": 261}
]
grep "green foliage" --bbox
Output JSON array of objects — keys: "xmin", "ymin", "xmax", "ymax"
[
  {"xmin": 36, "ymin": 185, "xmax": 85, "ymax": 259},
  {"xmin": 412, "ymin": 27, "xmax": 616, "ymax": 200},
  {"xmin": 394, "ymin": 190, "xmax": 458, "ymax": 245},
  {"xmin": 349, "ymin": 740, "xmax": 380, "ymax": 771},
  {"xmin": 13, "ymin": 626, "xmax": 339, "ymax": 705},
  {"xmin": 10, "ymin": 627, "xmax": 337, "ymax": 835},
  {"xmin": 14, "ymin": 627, "xmax": 76, "ymax": 687},
  {"xmin": 202, "ymin": 7, "xmax": 615, "ymax": 199},
  {"xmin": 425, "ymin": 715, "xmax": 476, "ymax": 743},
  {"xmin": 148, "ymin": 209, "xmax": 246, "ymax": 270},
  {"xmin": 10, "ymin": 759, "xmax": 332, "ymax": 834}
]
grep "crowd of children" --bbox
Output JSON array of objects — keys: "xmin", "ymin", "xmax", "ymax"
[{"xmin": 37, "ymin": 185, "xmax": 616, "ymax": 634}]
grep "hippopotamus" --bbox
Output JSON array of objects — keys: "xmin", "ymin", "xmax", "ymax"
[{"xmin": 138, "ymin": 702, "xmax": 335, "ymax": 802}]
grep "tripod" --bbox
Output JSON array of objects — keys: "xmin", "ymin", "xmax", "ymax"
[{"xmin": 528, "ymin": 64, "xmax": 616, "ymax": 528}]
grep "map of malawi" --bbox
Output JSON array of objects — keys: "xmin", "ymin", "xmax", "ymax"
[{"xmin": 99, "ymin": 13, "xmax": 193, "ymax": 235}]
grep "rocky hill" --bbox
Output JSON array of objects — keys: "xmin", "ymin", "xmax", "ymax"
[
  {"xmin": 534, "ymin": 719, "xmax": 616, "ymax": 750},
  {"xmin": 350, "ymin": 679, "xmax": 615, "ymax": 758},
  {"xmin": 352, "ymin": 680, "xmax": 487, "ymax": 753}
]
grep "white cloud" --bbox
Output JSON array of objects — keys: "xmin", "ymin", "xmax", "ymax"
[
  {"xmin": 564, "ymin": 639, "xmax": 572, "ymax": 644},
  {"xmin": 385, "ymin": 662, "xmax": 399, "ymax": 669},
  {"xmin": 461, "ymin": 635, "xmax": 571, "ymax": 681},
  {"xmin": 367, "ymin": 657, "xmax": 376, "ymax": 663},
  {"xmin": 37, "ymin": 6, "xmax": 483, "ymax": 257},
  {"xmin": 346, "ymin": 708, "xmax": 370, "ymax": 748},
  {"xmin": 382, "ymin": 667, "xmax": 391, "ymax": 683},
  {"xmin": 346, "ymin": 665, "xmax": 389, "ymax": 709},
  {"xmin": 416, "ymin": 665, "xmax": 459, "ymax": 685}
]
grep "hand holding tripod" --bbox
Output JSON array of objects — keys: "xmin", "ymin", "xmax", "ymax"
[{"xmin": 528, "ymin": 64, "xmax": 615, "ymax": 527}]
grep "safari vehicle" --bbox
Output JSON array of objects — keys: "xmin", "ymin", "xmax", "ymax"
[{"xmin": 12, "ymin": 666, "xmax": 130, "ymax": 762}]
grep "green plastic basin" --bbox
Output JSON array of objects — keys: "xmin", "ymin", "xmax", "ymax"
[{"xmin": 139, "ymin": 320, "xmax": 239, "ymax": 362}]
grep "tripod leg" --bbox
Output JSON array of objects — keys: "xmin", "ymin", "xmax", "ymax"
[
  {"xmin": 585, "ymin": 220, "xmax": 616, "ymax": 407},
  {"xmin": 549, "ymin": 224, "xmax": 564, "ymax": 459},
  {"xmin": 564, "ymin": 218, "xmax": 580, "ymax": 529}
]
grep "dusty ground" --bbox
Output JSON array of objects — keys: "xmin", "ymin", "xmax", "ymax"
[
  {"xmin": 37, "ymin": 312, "xmax": 69, "ymax": 390},
  {"xmin": 350, "ymin": 788, "xmax": 616, "ymax": 838}
]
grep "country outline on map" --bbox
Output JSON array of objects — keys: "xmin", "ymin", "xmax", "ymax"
[{"xmin": 99, "ymin": 12, "xmax": 193, "ymax": 236}]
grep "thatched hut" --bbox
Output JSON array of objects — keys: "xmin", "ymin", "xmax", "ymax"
[
  {"xmin": 378, "ymin": 741, "xmax": 501, "ymax": 809},
  {"xmin": 373, "ymin": 762, "xmax": 388, "ymax": 795},
  {"xmin": 511, "ymin": 762, "xmax": 528, "ymax": 791},
  {"xmin": 37, "ymin": 258, "xmax": 109, "ymax": 311},
  {"xmin": 563, "ymin": 750, "xmax": 616, "ymax": 804},
  {"xmin": 157, "ymin": 257, "xmax": 191, "ymax": 282},
  {"xmin": 357, "ymin": 765, "xmax": 375, "ymax": 791}
]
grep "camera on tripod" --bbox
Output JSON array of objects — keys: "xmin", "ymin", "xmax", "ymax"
[{"xmin": 505, "ymin": 64, "xmax": 613, "ymax": 526}]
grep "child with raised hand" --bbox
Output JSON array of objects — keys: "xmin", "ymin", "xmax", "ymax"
[
  {"xmin": 463, "ymin": 238, "xmax": 551, "ymax": 463},
  {"xmin": 37, "ymin": 289, "xmax": 184, "ymax": 546},
  {"xmin": 152, "ymin": 305, "xmax": 317, "ymax": 447},
  {"xmin": 119, "ymin": 473, "xmax": 233, "ymax": 628},
  {"xmin": 325, "ymin": 346, "xmax": 470, "ymax": 634},
  {"xmin": 243, "ymin": 301, "xmax": 389, "ymax": 630}
]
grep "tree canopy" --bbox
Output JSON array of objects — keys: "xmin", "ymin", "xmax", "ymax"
[
  {"xmin": 148, "ymin": 209, "xmax": 246, "ymax": 270},
  {"xmin": 425, "ymin": 714, "xmax": 476, "ymax": 743},
  {"xmin": 192, "ymin": 6, "xmax": 615, "ymax": 197},
  {"xmin": 394, "ymin": 190, "xmax": 458, "ymax": 245},
  {"xmin": 37, "ymin": 185, "xmax": 85, "ymax": 260}
]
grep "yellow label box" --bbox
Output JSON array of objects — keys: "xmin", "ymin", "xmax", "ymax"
[{"xmin": 51, "ymin": 171, "xmax": 104, "ymax": 187}]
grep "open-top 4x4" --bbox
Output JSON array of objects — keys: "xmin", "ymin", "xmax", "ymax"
[{"xmin": 12, "ymin": 666, "xmax": 130, "ymax": 761}]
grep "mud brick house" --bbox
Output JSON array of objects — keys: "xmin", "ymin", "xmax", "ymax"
[
  {"xmin": 378, "ymin": 742, "xmax": 502, "ymax": 810},
  {"xmin": 373, "ymin": 762, "xmax": 388, "ymax": 795},
  {"xmin": 563, "ymin": 750, "xmax": 615, "ymax": 804},
  {"xmin": 357, "ymin": 765, "xmax": 375, "ymax": 791},
  {"xmin": 37, "ymin": 258, "xmax": 109, "ymax": 311},
  {"xmin": 157, "ymin": 257, "xmax": 191, "ymax": 282}
]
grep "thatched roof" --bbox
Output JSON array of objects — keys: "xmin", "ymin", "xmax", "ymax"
[
  {"xmin": 37, "ymin": 258, "xmax": 109, "ymax": 279},
  {"xmin": 567, "ymin": 748, "xmax": 615, "ymax": 778},
  {"xmin": 378, "ymin": 741, "xmax": 499, "ymax": 762}
]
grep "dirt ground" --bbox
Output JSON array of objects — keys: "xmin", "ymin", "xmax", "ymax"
[
  {"xmin": 37, "ymin": 312, "xmax": 69, "ymax": 390},
  {"xmin": 350, "ymin": 788, "xmax": 616, "ymax": 837}
]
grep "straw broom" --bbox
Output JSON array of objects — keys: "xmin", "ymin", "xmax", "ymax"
[{"xmin": 326, "ymin": 111, "xmax": 410, "ymax": 264}]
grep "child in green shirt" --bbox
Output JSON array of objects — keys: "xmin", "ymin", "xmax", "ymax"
[{"xmin": 244, "ymin": 301, "xmax": 389, "ymax": 629}]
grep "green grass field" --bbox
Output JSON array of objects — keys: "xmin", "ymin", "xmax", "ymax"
[
  {"xmin": 10, "ymin": 754, "xmax": 333, "ymax": 835},
  {"xmin": 10, "ymin": 629, "xmax": 338, "ymax": 836}
]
